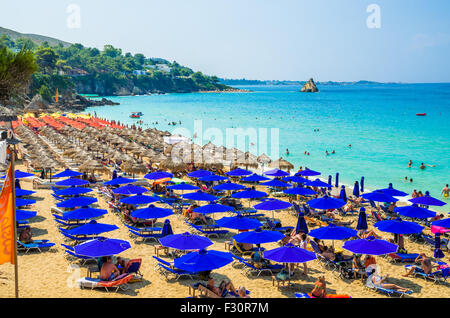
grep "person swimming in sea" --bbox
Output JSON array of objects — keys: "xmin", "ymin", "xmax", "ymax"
[
  {"xmin": 348, "ymin": 144, "xmax": 352, "ymax": 148},
  {"xmin": 286, "ymin": 149, "xmax": 290, "ymax": 156},
  {"xmin": 442, "ymin": 184, "xmax": 449, "ymax": 199},
  {"xmin": 325, "ymin": 151, "xmax": 329, "ymax": 156},
  {"xmin": 331, "ymin": 150, "xmax": 335, "ymax": 154},
  {"xmin": 410, "ymin": 178, "xmax": 413, "ymax": 183},
  {"xmin": 408, "ymin": 160, "xmax": 412, "ymax": 168}
]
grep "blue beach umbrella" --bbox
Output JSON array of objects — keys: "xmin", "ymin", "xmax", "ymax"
[
  {"xmin": 16, "ymin": 210, "xmax": 37, "ymax": 221},
  {"xmin": 356, "ymin": 207, "xmax": 368, "ymax": 231},
  {"xmin": 226, "ymin": 168, "xmax": 252, "ymax": 177},
  {"xmin": 283, "ymin": 187, "xmax": 317, "ymax": 196},
  {"xmin": 328, "ymin": 175, "xmax": 332, "ymax": 186},
  {"xmin": 305, "ymin": 178, "xmax": 332, "ymax": 188},
  {"xmin": 62, "ymin": 208, "xmax": 108, "ymax": 220},
  {"xmin": 283, "ymin": 176, "xmax": 309, "ymax": 184},
  {"xmin": 431, "ymin": 218, "xmax": 450, "ymax": 229},
  {"xmin": 353, "ymin": 181, "xmax": 360, "ymax": 197},
  {"xmin": 295, "ymin": 212, "xmax": 309, "ymax": 234},
  {"xmin": 64, "ymin": 220, "xmax": 118, "ymax": 236},
  {"xmin": 361, "ymin": 191, "xmax": 398, "ymax": 203},
  {"xmin": 231, "ymin": 189, "xmax": 268, "ymax": 199},
  {"xmin": 174, "ymin": 249, "xmax": 233, "ymax": 272},
  {"xmin": 120, "ymin": 194, "xmax": 160, "ymax": 205},
  {"xmin": 14, "ymin": 188, "xmax": 36, "ymax": 197},
  {"xmin": 378, "ymin": 183, "xmax": 408, "ymax": 197},
  {"xmin": 264, "ymin": 243, "xmax": 317, "ymax": 263},
  {"xmin": 193, "ymin": 203, "xmax": 234, "ymax": 214},
  {"xmin": 233, "ymin": 228, "xmax": 285, "ymax": 244},
  {"xmin": 254, "ymin": 198, "xmax": 292, "ymax": 211},
  {"xmin": 264, "ymin": 169, "xmax": 290, "ymax": 177},
  {"xmin": 198, "ymin": 175, "xmax": 229, "ymax": 182},
  {"xmin": 15, "ymin": 198, "xmax": 36, "ymax": 207},
  {"xmin": 343, "ymin": 236, "xmax": 398, "ymax": 256},
  {"xmin": 131, "ymin": 205, "xmax": 174, "ymax": 219},
  {"xmin": 260, "ymin": 179, "xmax": 292, "ymax": 188},
  {"xmin": 104, "ymin": 177, "xmax": 136, "ymax": 186},
  {"xmin": 182, "ymin": 191, "xmax": 218, "ymax": 202},
  {"xmin": 160, "ymin": 232, "xmax": 213, "ymax": 250},
  {"xmin": 298, "ymin": 169, "xmax": 321, "ymax": 177},
  {"xmin": 113, "ymin": 184, "xmax": 148, "ymax": 195},
  {"xmin": 394, "ymin": 204, "xmax": 436, "ymax": 219},
  {"xmin": 145, "ymin": 171, "xmax": 173, "ymax": 180},
  {"xmin": 307, "ymin": 196, "xmax": 346, "ymax": 210},
  {"xmin": 212, "ymin": 182, "xmax": 246, "ymax": 191},
  {"xmin": 309, "ymin": 224, "xmax": 358, "ymax": 240},
  {"xmin": 409, "ymin": 191, "xmax": 446, "ymax": 207},
  {"xmin": 215, "ymin": 214, "xmax": 263, "ymax": 230},
  {"xmin": 57, "ymin": 196, "xmax": 97, "ymax": 208},
  {"xmin": 374, "ymin": 218, "xmax": 424, "ymax": 235},
  {"xmin": 161, "ymin": 219, "xmax": 173, "ymax": 237},
  {"xmin": 1, "ymin": 170, "xmax": 34, "ymax": 179},
  {"xmin": 434, "ymin": 233, "xmax": 445, "ymax": 259},
  {"xmin": 74, "ymin": 238, "xmax": 131, "ymax": 258},
  {"xmin": 53, "ymin": 169, "xmax": 83, "ymax": 178},
  {"xmin": 55, "ymin": 178, "xmax": 89, "ymax": 187},
  {"xmin": 241, "ymin": 174, "xmax": 270, "ymax": 183},
  {"xmin": 188, "ymin": 170, "xmax": 213, "ymax": 178},
  {"xmin": 335, "ymin": 173, "xmax": 339, "ymax": 187},
  {"xmin": 339, "ymin": 185, "xmax": 347, "ymax": 202},
  {"xmin": 360, "ymin": 176, "xmax": 364, "ymax": 192},
  {"xmin": 55, "ymin": 187, "xmax": 93, "ymax": 197},
  {"xmin": 167, "ymin": 183, "xmax": 200, "ymax": 191}
]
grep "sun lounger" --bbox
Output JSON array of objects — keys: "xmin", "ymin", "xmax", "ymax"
[
  {"xmin": 128, "ymin": 229, "xmax": 162, "ymax": 242},
  {"xmin": 60, "ymin": 230, "xmax": 100, "ymax": 244},
  {"xmin": 404, "ymin": 264, "xmax": 448, "ymax": 284},
  {"xmin": 387, "ymin": 253, "xmax": 420, "ymax": 263},
  {"xmin": 261, "ymin": 218, "xmax": 294, "ymax": 233},
  {"xmin": 295, "ymin": 293, "xmax": 351, "ymax": 298},
  {"xmin": 78, "ymin": 273, "xmax": 133, "ymax": 292},
  {"xmin": 17, "ymin": 240, "xmax": 55, "ymax": 253},
  {"xmin": 62, "ymin": 244, "xmax": 96, "ymax": 264},
  {"xmin": 365, "ymin": 279, "xmax": 412, "ymax": 297},
  {"xmin": 230, "ymin": 239, "xmax": 266, "ymax": 256},
  {"xmin": 232, "ymin": 255, "xmax": 284, "ymax": 277},
  {"xmin": 157, "ymin": 263, "xmax": 200, "ymax": 280}
]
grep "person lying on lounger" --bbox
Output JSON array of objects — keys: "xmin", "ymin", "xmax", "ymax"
[
  {"xmin": 238, "ymin": 286, "xmax": 250, "ymax": 298},
  {"xmin": 100, "ymin": 256, "xmax": 120, "ymax": 281},
  {"xmin": 322, "ymin": 246, "xmax": 336, "ymax": 261},
  {"xmin": 358, "ymin": 230, "xmax": 382, "ymax": 239},
  {"xmin": 207, "ymin": 278, "xmax": 237, "ymax": 297},
  {"xmin": 402, "ymin": 253, "xmax": 438, "ymax": 277},
  {"xmin": 368, "ymin": 269, "xmax": 411, "ymax": 293}
]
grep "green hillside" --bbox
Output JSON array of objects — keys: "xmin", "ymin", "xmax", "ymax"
[{"xmin": 0, "ymin": 26, "xmax": 71, "ymax": 47}]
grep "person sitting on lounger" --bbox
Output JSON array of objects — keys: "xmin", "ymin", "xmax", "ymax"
[
  {"xmin": 364, "ymin": 255, "xmax": 377, "ymax": 269},
  {"xmin": 116, "ymin": 257, "xmax": 130, "ymax": 274},
  {"xmin": 100, "ymin": 256, "xmax": 120, "ymax": 281},
  {"xmin": 19, "ymin": 227, "xmax": 33, "ymax": 244},
  {"xmin": 402, "ymin": 253, "xmax": 437, "ymax": 277},
  {"xmin": 352, "ymin": 254, "xmax": 367, "ymax": 280},
  {"xmin": 322, "ymin": 246, "xmax": 336, "ymax": 261},
  {"xmin": 368, "ymin": 268, "xmax": 411, "ymax": 293},
  {"xmin": 313, "ymin": 238, "xmax": 326, "ymax": 253},
  {"xmin": 311, "ymin": 276, "xmax": 327, "ymax": 298}
]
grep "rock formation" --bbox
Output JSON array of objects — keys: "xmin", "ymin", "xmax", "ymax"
[{"xmin": 300, "ymin": 78, "xmax": 319, "ymax": 92}]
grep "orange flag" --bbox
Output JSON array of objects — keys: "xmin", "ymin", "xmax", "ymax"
[
  {"xmin": 55, "ymin": 88, "xmax": 59, "ymax": 103},
  {"xmin": 0, "ymin": 164, "xmax": 15, "ymax": 265}
]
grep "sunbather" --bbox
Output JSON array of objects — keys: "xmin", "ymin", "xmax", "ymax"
[
  {"xmin": 364, "ymin": 255, "xmax": 377, "ymax": 269},
  {"xmin": 116, "ymin": 257, "xmax": 130, "ymax": 274},
  {"xmin": 322, "ymin": 246, "xmax": 336, "ymax": 261},
  {"xmin": 238, "ymin": 286, "xmax": 250, "ymax": 298},
  {"xmin": 311, "ymin": 276, "xmax": 327, "ymax": 298},
  {"xmin": 313, "ymin": 238, "xmax": 326, "ymax": 253},
  {"xmin": 402, "ymin": 253, "xmax": 437, "ymax": 277},
  {"xmin": 19, "ymin": 227, "xmax": 33, "ymax": 244},
  {"xmin": 352, "ymin": 254, "xmax": 366, "ymax": 280},
  {"xmin": 368, "ymin": 269, "xmax": 411, "ymax": 293},
  {"xmin": 100, "ymin": 256, "xmax": 120, "ymax": 281},
  {"xmin": 207, "ymin": 278, "xmax": 237, "ymax": 298},
  {"xmin": 358, "ymin": 229, "xmax": 382, "ymax": 239}
]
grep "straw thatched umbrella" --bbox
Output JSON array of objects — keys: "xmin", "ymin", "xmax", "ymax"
[
  {"xmin": 270, "ymin": 157, "xmax": 294, "ymax": 172},
  {"xmin": 159, "ymin": 158, "xmax": 188, "ymax": 173}
]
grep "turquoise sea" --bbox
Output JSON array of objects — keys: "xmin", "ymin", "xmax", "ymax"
[{"xmin": 85, "ymin": 84, "xmax": 450, "ymax": 212}]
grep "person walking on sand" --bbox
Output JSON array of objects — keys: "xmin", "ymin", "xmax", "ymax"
[{"xmin": 441, "ymin": 184, "xmax": 449, "ymax": 199}]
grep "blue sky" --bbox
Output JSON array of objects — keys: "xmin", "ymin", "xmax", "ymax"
[{"xmin": 2, "ymin": 0, "xmax": 450, "ymax": 82}]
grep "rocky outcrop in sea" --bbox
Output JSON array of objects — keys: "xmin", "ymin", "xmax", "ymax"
[{"xmin": 300, "ymin": 78, "xmax": 319, "ymax": 92}]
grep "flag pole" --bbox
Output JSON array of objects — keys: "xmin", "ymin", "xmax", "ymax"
[
  {"xmin": 11, "ymin": 142, "xmax": 19, "ymax": 298},
  {"xmin": 8, "ymin": 124, "xmax": 19, "ymax": 298}
]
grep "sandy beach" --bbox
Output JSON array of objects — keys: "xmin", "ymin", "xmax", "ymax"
[{"xmin": 0, "ymin": 161, "xmax": 449, "ymax": 299}]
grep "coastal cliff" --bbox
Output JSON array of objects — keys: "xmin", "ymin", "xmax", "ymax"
[{"xmin": 300, "ymin": 78, "xmax": 319, "ymax": 92}]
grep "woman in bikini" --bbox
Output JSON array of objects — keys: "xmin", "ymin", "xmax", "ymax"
[{"xmin": 311, "ymin": 276, "xmax": 327, "ymax": 298}]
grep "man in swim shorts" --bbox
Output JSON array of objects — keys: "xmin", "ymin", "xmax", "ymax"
[{"xmin": 441, "ymin": 184, "xmax": 449, "ymax": 199}]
